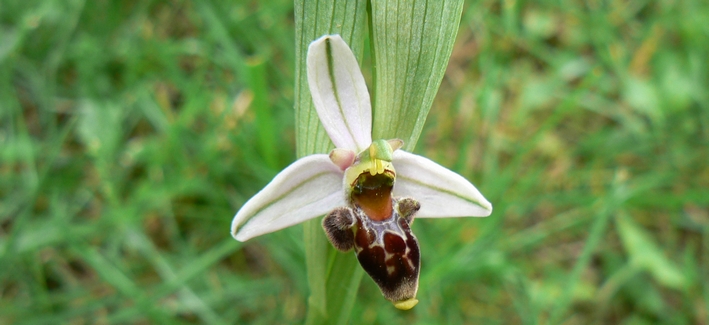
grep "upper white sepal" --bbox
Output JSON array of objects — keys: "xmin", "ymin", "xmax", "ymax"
[{"xmin": 307, "ymin": 35, "xmax": 372, "ymax": 153}]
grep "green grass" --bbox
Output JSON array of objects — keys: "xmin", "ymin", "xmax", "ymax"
[{"xmin": 2, "ymin": 0, "xmax": 708, "ymax": 324}]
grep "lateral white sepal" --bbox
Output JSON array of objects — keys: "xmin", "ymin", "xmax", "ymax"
[
  {"xmin": 232, "ymin": 154, "xmax": 346, "ymax": 241},
  {"xmin": 392, "ymin": 150, "xmax": 492, "ymax": 218}
]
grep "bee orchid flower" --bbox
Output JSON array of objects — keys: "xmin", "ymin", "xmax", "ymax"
[{"xmin": 231, "ymin": 35, "xmax": 492, "ymax": 310}]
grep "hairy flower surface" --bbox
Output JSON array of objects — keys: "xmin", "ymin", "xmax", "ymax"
[{"xmin": 231, "ymin": 35, "xmax": 492, "ymax": 309}]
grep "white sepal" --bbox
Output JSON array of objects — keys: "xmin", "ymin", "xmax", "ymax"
[
  {"xmin": 392, "ymin": 150, "xmax": 492, "ymax": 218},
  {"xmin": 232, "ymin": 154, "xmax": 346, "ymax": 241},
  {"xmin": 307, "ymin": 35, "xmax": 372, "ymax": 153}
]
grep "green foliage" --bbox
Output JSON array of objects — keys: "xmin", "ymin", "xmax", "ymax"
[
  {"xmin": 370, "ymin": 0, "xmax": 464, "ymax": 151},
  {"xmin": 1, "ymin": 0, "xmax": 708, "ymax": 324}
]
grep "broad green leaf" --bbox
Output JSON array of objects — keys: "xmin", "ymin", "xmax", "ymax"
[
  {"xmin": 294, "ymin": 1, "xmax": 367, "ymax": 324},
  {"xmin": 370, "ymin": 0, "xmax": 464, "ymax": 151}
]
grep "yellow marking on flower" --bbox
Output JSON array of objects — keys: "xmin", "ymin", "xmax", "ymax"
[
  {"xmin": 369, "ymin": 141, "xmax": 379, "ymax": 160},
  {"xmin": 369, "ymin": 158, "xmax": 386, "ymax": 176},
  {"xmin": 344, "ymin": 139, "xmax": 401, "ymax": 198}
]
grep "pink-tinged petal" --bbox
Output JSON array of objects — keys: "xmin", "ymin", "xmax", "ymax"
[
  {"xmin": 392, "ymin": 150, "xmax": 492, "ymax": 218},
  {"xmin": 232, "ymin": 154, "xmax": 346, "ymax": 241},
  {"xmin": 329, "ymin": 148, "xmax": 356, "ymax": 171},
  {"xmin": 307, "ymin": 35, "xmax": 372, "ymax": 152}
]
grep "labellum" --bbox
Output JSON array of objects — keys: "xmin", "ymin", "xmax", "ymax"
[{"xmin": 322, "ymin": 139, "xmax": 422, "ymax": 310}]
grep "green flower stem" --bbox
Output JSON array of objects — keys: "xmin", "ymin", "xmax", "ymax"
[
  {"xmin": 294, "ymin": 1, "xmax": 367, "ymax": 324},
  {"xmin": 370, "ymin": 0, "xmax": 464, "ymax": 151}
]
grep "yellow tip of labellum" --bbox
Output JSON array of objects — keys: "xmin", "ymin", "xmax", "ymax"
[{"xmin": 393, "ymin": 298, "xmax": 419, "ymax": 310}]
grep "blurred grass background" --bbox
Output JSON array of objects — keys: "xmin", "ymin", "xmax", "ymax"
[{"xmin": 1, "ymin": 0, "xmax": 708, "ymax": 324}]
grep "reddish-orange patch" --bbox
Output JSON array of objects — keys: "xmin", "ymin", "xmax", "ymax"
[
  {"xmin": 353, "ymin": 186, "xmax": 392, "ymax": 221},
  {"xmin": 351, "ymin": 172, "xmax": 394, "ymax": 221}
]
